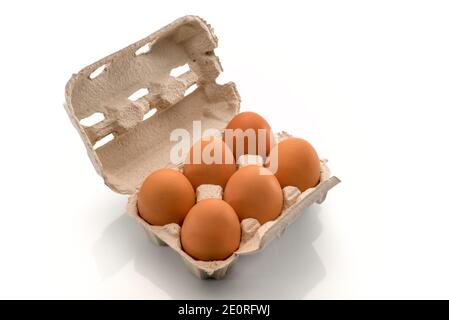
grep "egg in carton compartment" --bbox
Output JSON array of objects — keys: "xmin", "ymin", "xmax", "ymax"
[{"xmin": 64, "ymin": 15, "xmax": 340, "ymax": 279}]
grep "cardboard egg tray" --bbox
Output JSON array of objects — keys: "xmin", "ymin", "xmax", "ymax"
[{"xmin": 64, "ymin": 15, "xmax": 340, "ymax": 279}]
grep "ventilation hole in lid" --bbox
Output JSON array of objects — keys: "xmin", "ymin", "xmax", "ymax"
[
  {"xmin": 135, "ymin": 43, "xmax": 152, "ymax": 56},
  {"xmin": 89, "ymin": 64, "xmax": 107, "ymax": 79},
  {"xmin": 184, "ymin": 84, "xmax": 198, "ymax": 96},
  {"xmin": 143, "ymin": 108, "xmax": 157, "ymax": 121},
  {"xmin": 170, "ymin": 64, "xmax": 190, "ymax": 77},
  {"xmin": 128, "ymin": 88, "xmax": 149, "ymax": 101},
  {"xmin": 93, "ymin": 133, "xmax": 114, "ymax": 150},
  {"xmin": 215, "ymin": 72, "xmax": 231, "ymax": 85},
  {"xmin": 80, "ymin": 112, "xmax": 105, "ymax": 127}
]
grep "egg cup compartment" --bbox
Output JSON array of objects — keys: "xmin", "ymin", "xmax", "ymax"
[{"xmin": 65, "ymin": 16, "xmax": 340, "ymax": 280}]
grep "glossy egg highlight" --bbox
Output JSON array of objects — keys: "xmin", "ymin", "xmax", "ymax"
[
  {"xmin": 180, "ymin": 199, "xmax": 241, "ymax": 261},
  {"xmin": 223, "ymin": 111, "xmax": 275, "ymax": 160},
  {"xmin": 223, "ymin": 165, "xmax": 283, "ymax": 224},
  {"xmin": 137, "ymin": 168, "xmax": 195, "ymax": 226},
  {"xmin": 266, "ymin": 137, "xmax": 321, "ymax": 192},
  {"xmin": 183, "ymin": 136, "xmax": 237, "ymax": 189}
]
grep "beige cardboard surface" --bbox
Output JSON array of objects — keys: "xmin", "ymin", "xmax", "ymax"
[
  {"xmin": 65, "ymin": 15, "xmax": 239, "ymax": 194},
  {"xmin": 64, "ymin": 15, "xmax": 340, "ymax": 279}
]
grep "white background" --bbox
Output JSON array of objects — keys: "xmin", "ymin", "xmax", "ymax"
[{"xmin": 0, "ymin": 0, "xmax": 448, "ymax": 299}]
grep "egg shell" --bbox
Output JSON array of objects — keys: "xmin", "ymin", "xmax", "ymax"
[
  {"xmin": 183, "ymin": 136, "xmax": 237, "ymax": 189},
  {"xmin": 267, "ymin": 137, "xmax": 321, "ymax": 192},
  {"xmin": 223, "ymin": 165, "xmax": 284, "ymax": 224},
  {"xmin": 137, "ymin": 168, "xmax": 195, "ymax": 226},
  {"xmin": 180, "ymin": 199, "xmax": 241, "ymax": 261},
  {"xmin": 224, "ymin": 111, "xmax": 275, "ymax": 160}
]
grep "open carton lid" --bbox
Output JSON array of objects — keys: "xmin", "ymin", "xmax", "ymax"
[{"xmin": 65, "ymin": 16, "xmax": 240, "ymax": 194}]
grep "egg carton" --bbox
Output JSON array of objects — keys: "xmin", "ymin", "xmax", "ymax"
[{"xmin": 64, "ymin": 15, "xmax": 340, "ymax": 279}]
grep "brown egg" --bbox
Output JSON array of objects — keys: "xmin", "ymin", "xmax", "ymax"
[
  {"xmin": 183, "ymin": 136, "xmax": 237, "ymax": 189},
  {"xmin": 266, "ymin": 137, "xmax": 321, "ymax": 192},
  {"xmin": 137, "ymin": 168, "xmax": 195, "ymax": 226},
  {"xmin": 223, "ymin": 165, "xmax": 283, "ymax": 224},
  {"xmin": 181, "ymin": 199, "xmax": 241, "ymax": 261},
  {"xmin": 223, "ymin": 111, "xmax": 275, "ymax": 160}
]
